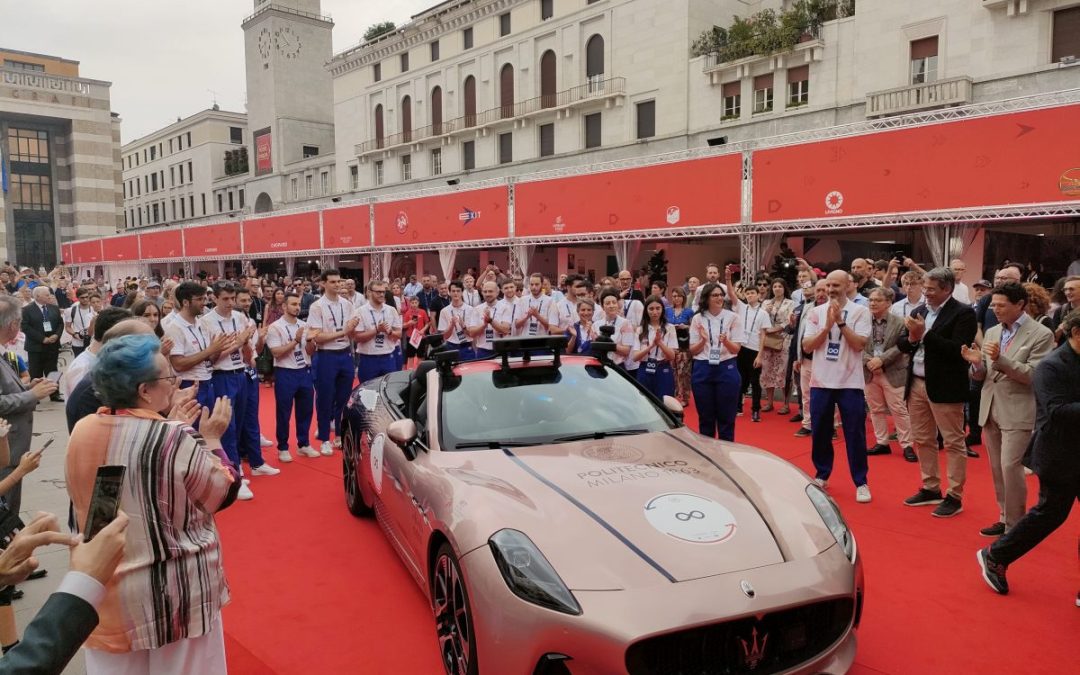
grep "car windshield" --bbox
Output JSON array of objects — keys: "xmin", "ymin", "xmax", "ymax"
[{"xmin": 440, "ymin": 362, "xmax": 675, "ymax": 450}]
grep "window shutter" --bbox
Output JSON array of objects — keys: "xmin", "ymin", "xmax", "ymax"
[
  {"xmin": 753, "ymin": 74, "xmax": 774, "ymax": 90},
  {"xmin": 910, "ymin": 36, "xmax": 938, "ymax": 60},
  {"xmin": 1052, "ymin": 7, "xmax": 1080, "ymax": 63},
  {"xmin": 722, "ymin": 81, "xmax": 740, "ymax": 97},
  {"xmin": 788, "ymin": 65, "xmax": 809, "ymax": 83}
]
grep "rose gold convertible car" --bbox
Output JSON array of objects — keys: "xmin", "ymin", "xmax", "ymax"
[{"xmin": 341, "ymin": 337, "xmax": 864, "ymax": 675}]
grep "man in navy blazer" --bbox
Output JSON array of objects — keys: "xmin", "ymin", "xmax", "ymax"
[{"xmin": 978, "ymin": 309, "xmax": 1080, "ymax": 598}]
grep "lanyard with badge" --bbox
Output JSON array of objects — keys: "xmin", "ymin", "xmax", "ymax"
[
  {"xmin": 744, "ymin": 305, "xmax": 761, "ymax": 345},
  {"xmin": 484, "ymin": 304, "xmax": 496, "ymax": 342},
  {"xmin": 187, "ymin": 324, "xmax": 212, "ymax": 369},
  {"xmin": 218, "ymin": 317, "xmax": 242, "ymax": 367},
  {"xmin": 707, "ymin": 316, "xmax": 725, "ymax": 365},
  {"xmin": 284, "ymin": 323, "xmax": 306, "ymax": 367},
  {"xmin": 645, "ymin": 326, "xmax": 663, "ymax": 374},
  {"xmin": 528, "ymin": 298, "xmax": 544, "ymax": 335},
  {"xmin": 40, "ymin": 305, "xmax": 53, "ymax": 334},
  {"xmin": 451, "ymin": 307, "xmax": 467, "ymax": 343},
  {"xmin": 826, "ymin": 310, "xmax": 848, "ymax": 362},
  {"xmin": 872, "ymin": 319, "xmax": 886, "ymax": 357},
  {"xmin": 370, "ymin": 308, "xmax": 386, "ymax": 349},
  {"xmin": 575, "ymin": 322, "xmax": 592, "ymax": 354}
]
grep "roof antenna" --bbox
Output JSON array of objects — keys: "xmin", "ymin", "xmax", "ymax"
[{"xmin": 208, "ymin": 89, "xmax": 220, "ymax": 111}]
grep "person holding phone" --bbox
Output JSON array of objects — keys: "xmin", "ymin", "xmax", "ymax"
[
  {"xmin": 0, "ymin": 419, "xmax": 45, "ymax": 652},
  {"xmin": 67, "ymin": 334, "xmax": 239, "ymax": 673}
]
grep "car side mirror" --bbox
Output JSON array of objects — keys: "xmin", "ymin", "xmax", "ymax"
[
  {"xmin": 662, "ymin": 395, "xmax": 685, "ymax": 423},
  {"xmin": 388, "ymin": 418, "xmax": 419, "ymax": 459}
]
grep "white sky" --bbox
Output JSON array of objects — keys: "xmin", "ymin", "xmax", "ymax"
[{"xmin": 2, "ymin": 0, "xmax": 435, "ymax": 142}]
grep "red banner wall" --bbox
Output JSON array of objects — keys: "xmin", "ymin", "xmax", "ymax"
[
  {"xmin": 70, "ymin": 240, "xmax": 102, "ymax": 264},
  {"xmin": 101, "ymin": 235, "xmax": 140, "ymax": 262},
  {"xmin": 322, "ymin": 204, "xmax": 371, "ymax": 249},
  {"xmin": 61, "ymin": 244, "xmax": 72, "ymax": 265},
  {"xmin": 515, "ymin": 155, "xmax": 742, "ymax": 238},
  {"xmin": 752, "ymin": 104, "xmax": 1080, "ymax": 222},
  {"xmin": 374, "ymin": 187, "xmax": 508, "ymax": 246},
  {"xmin": 243, "ymin": 212, "xmax": 321, "ymax": 254},
  {"xmin": 183, "ymin": 222, "xmax": 242, "ymax": 257},
  {"xmin": 138, "ymin": 229, "xmax": 183, "ymax": 260}
]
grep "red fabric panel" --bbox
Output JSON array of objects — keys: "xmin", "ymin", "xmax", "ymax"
[
  {"xmin": 373, "ymin": 187, "xmax": 508, "ymax": 246},
  {"xmin": 101, "ymin": 235, "xmax": 140, "ymax": 262},
  {"xmin": 243, "ymin": 212, "xmax": 321, "ymax": 254},
  {"xmin": 183, "ymin": 221, "xmax": 242, "ymax": 257},
  {"xmin": 515, "ymin": 155, "xmax": 742, "ymax": 238},
  {"xmin": 322, "ymin": 205, "xmax": 371, "ymax": 249},
  {"xmin": 61, "ymin": 244, "xmax": 73, "ymax": 265},
  {"xmin": 138, "ymin": 229, "xmax": 183, "ymax": 260},
  {"xmin": 70, "ymin": 240, "xmax": 103, "ymax": 264},
  {"xmin": 752, "ymin": 105, "xmax": 1080, "ymax": 222}
]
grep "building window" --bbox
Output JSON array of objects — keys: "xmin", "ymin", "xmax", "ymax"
[
  {"xmin": 374, "ymin": 160, "xmax": 385, "ymax": 186},
  {"xmin": 373, "ymin": 62, "xmax": 382, "ymax": 82},
  {"xmin": 305, "ymin": 174, "xmax": 313, "ymax": 197},
  {"xmin": 177, "ymin": 135, "xmax": 183, "ymax": 151},
  {"xmin": 291, "ymin": 177, "xmax": 299, "ymax": 199},
  {"xmin": 499, "ymin": 64, "xmax": 515, "ymax": 118},
  {"xmin": 463, "ymin": 76, "xmax": 477, "ymax": 127},
  {"xmin": 1052, "ymin": 7, "xmax": 1080, "ymax": 63},
  {"xmin": 584, "ymin": 112, "xmax": 601, "ymax": 149},
  {"xmin": 463, "ymin": 27, "xmax": 473, "ymax": 50},
  {"xmin": 499, "ymin": 12, "xmax": 511, "ymax": 37},
  {"xmin": 186, "ymin": 132, "xmax": 192, "ymax": 146},
  {"xmin": 753, "ymin": 74, "xmax": 773, "ymax": 113},
  {"xmin": 153, "ymin": 203, "xmax": 161, "ymax": 222},
  {"xmin": 180, "ymin": 198, "xmax": 186, "ymax": 219},
  {"xmin": 230, "ymin": 126, "xmax": 243, "ymax": 143},
  {"xmin": 151, "ymin": 173, "xmax": 159, "ymax": 191},
  {"xmin": 150, "ymin": 146, "xmax": 156, "ymax": 161},
  {"xmin": 462, "ymin": 141, "xmax": 475, "ymax": 170},
  {"xmin": 430, "ymin": 40, "xmax": 440, "ymax": 61},
  {"xmin": 217, "ymin": 193, "xmax": 223, "ymax": 213},
  {"xmin": 171, "ymin": 199, "xmax": 177, "ymax": 220},
  {"xmin": 431, "ymin": 148, "xmax": 442, "ymax": 175},
  {"xmin": 321, "ymin": 171, "xmax": 330, "ymax": 194},
  {"xmin": 541, "ymin": 0, "xmax": 553, "ymax": 21},
  {"xmin": 636, "ymin": 100, "xmax": 655, "ymax": 139},
  {"xmin": 401, "ymin": 155, "xmax": 412, "ymax": 181},
  {"xmin": 170, "ymin": 166, "xmax": 175, "ymax": 186},
  {"xmin": 498, "ymin": 132, "xmax": 513, "ymax": 164},
  {"xmin": 9, "ymin": 174, "xmax": 51, "ymax": 210},
  {"xmin": 585, "ymin": 34, "xmax": 605, "ymax": 83},
  {"xmin": 179, "ymin": 163, "xmax": 185, "ymax": 183},
  {"xmin": 190, "ymin": 195, "xmax": 195, "ymax": 216},
  {"xmin": 4, "ymin": 60, "xmax": 45, "ymax": 72},
  {"xmin": 201, "ymin": 193, "xmax": 206, "ymax": 215},
  {"xmin": 7, "ymin": 128, "xmax": 49, "ymax": 163},
  {"xmin": 228, "ymin": 191, "xmax": 235, "ymax": 211},
  {"xmin": 910, "ymin": 36, "xmax": 938, "ymax": 84},
  {"xmin": 788, "ymin": 65, "xmax": 809, "ymax": 106},
  {"xmin": 188, "ymin": 161, "xmax": 193, "ymax": 181},
  {"xmin": 722, "ymin": 81, "xmax": 741, "ymax": 119},
  {"xmin": 539, "ymin": 123, "xmax": 555, "ymax": 157},
  {"xmin": 239, "ymin": 189, "xmax": 245, "ymax": 209},
  {"xmin": 350, "ymin": 165, "xmax": 359, "ymax": 189},
  {"xmin": 303, "ymin": 145, "xmax": 319, "ymax": 158},
  {"xmin": 400, "ymin": 52, "xmax": 409, "ymax": 73},
  {"xmin": 169, "ymin": 139, "xmax": 174, "ymax": 153}
]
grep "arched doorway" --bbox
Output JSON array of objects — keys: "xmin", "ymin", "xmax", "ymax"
[
  {"xmin": 463, "ymin": 76, "xmax": 476, "ymax": 127},
  {"xmin": 401, "ymin": 95, "xmax": 412, "ymax": 143},
  {"xmin": 499, "ymin": 63, "xmax": 514, "ymax": 119},
  {"xmin": 540, "ymin": 50, "xmax": 556, "ymax": 108},
  {"xmin": 586, "ymin": 34, "xmax": 605, "ymax": 88},
  {"xmin": 374, "ymin": 104, "xmax": 385, "ymax": 148},
  {"xmin": 431, "ymin": 86, "xmax": 443, "ymax": 135},
  {"xmin": 254, "ymin": 192, "xmax": 273, "ymax": 213}
]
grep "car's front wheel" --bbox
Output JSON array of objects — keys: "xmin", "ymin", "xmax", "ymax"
[
  {"xmin": 342, "ymin": 423, "xmax": 372, "ymax": 517},
  {"xmin": 431, "ymin": 543, "xmax": 478, "ymax": 675}
]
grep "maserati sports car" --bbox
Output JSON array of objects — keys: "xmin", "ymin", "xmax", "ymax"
[{"xmin": 339, "ymin": 335, "xmax": 864, "ymax": 675}]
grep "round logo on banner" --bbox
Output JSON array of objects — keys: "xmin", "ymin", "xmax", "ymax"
[
  {"xmin": 644, "ymin": 493, "xmax": 737, "ymax": 544},
  {"xmin": 395, "ymin": 211, "xmax": 409, "ymax": 234},
  {"xmin": 825, "ymin": 191, "xmax": 844, "ymax": 213},
  {"xmin": 369, "ymin": 434, "xmax": 385, "ymax": 495},
  {"xmin": 553, "ymin": 216, "xmax": 566, "ymax": 233},
  {"xmin": 666, "ymin": 206, "xmax": 681, "ymax": 225}
]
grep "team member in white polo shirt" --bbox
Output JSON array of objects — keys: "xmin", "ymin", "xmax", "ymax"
[
  {"xmin": 473, "ymin": 281, "xmax": 502, "ymax": 358},
  {"xmin": 234, "ymin": 286, "xmax": 279, "ymax": 471},
  {"xmin": 550, "ymin": 274, "xmax": 579, "ymax": 336},
  {"xmin": 891, "ymin": 270, "xmax": 925, "ymax": 319},
  {"xmin": 461, "ymin": 274, "xmax": 482, "ymax": 307},
  {"xmin": 354, "ymin": 279, "xmax": 402, "ymax": 382},
  {"xmin": 65, "ymin": 287, "xmax": 96, "ymax": 358},
  {"xmin": 688, "ymin": 282, "xmax": 744, "ymax": 441},
  {"xmin": 267, "ymin": 293, "xmax": 317, "ymax": 461},
  {"xmin": 801, "ymin": 270, "xmax": 873, "ymax": 503},
  {"xmin": 515, "ymin": 274, "xmax": 557, "ymax": 338},
  {"xmin": 729, "ymin": 282, "xmax": 773, "ymax": 422},
  {"xmin": 165, "ymin": 281, "xmax": 229, "ymax": 414},
  {"xmin": 491, "ymin": 279, "xmax": 520, "ymax": 338},
  {"xmin": 307, "ymin": 269, "xmax": 358, "ymax": 456},
  {"xmin": 439, "ymin": 279, "xmax": 481, "ymax": 360},
  {"xmin": 596, "ymin": 288, "xmax": 635, "ymax": 369}
]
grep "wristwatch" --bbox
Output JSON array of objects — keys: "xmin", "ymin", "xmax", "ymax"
[{"xmin": 836, "ymin": 322, "xmax": 846, "ymax": 328}]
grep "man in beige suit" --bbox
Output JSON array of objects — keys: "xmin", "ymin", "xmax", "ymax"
[
  {"xmin": 863, "ymin": 287, "xmax": 914, "ymax": 461},
  {"xmin": 962, "ymin": 282, "xmax": 1055, "ymax": 537}
]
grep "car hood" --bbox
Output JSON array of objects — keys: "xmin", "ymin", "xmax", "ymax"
[{"xmin": 445, "ymin": 427, "xmax": 823, "ymax": 589}]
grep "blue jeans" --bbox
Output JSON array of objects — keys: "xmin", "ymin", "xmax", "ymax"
[
  {"xmin": 274, "ymin": 367, "xmax": 314, "ymax": 451},
  {"xmin": 691, "ymin": 359, "xmax": 741, "ymax": 441},
  {"xmin": 637, "ymin": 359, "xmax": 675, "ymax": 400},
  {"xmin": 809, "ymin": 387, "xmax": 869, "ymax": 487},
  {"xmin": 313, "ymin": 349, "xmax": 354, "ymax": 442}
]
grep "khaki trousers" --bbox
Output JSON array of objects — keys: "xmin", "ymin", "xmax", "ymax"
[
  {"xmin": 866, "ymin": 371, "xmax": 911, "ymax": 446},
  {"xmin": 907, "ymin": 377, "xmax": 967, "ymax": 499},
  {"xmin": 799, "ymin": 359, "xmax": 813, "ymax": 430},
  {"xmin": 983, "ymin": 417, "xmax": 1031, "ymax": 529}
]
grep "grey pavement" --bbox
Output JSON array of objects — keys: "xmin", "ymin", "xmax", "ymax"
[{"xmin": 8, "ymin": 397, "xmax": 85, "ymax": 674}]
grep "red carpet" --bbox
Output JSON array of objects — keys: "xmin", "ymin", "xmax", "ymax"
[{"xmin": 215, "ymin": 385, "xmax": 1079, "ymax": 674}]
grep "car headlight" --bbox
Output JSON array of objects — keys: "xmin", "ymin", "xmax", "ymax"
[
  {"xmin": 489, "ymin": 529, "xmax": 581, "ymax": 615},
  {"xmin": 806, "ymin": 484, "xmax": 856, "ymax": 563}
]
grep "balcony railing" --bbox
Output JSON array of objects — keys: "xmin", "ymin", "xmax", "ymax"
[
  {"xmin": 355, "ymin": 76, "xmax": 626, "ymax": 156},
  {"xmin": 702, "ymin": 25, "xmax": 823, "ymax": 73},
  {"xmin": 865, "ymin": 76, "xmax": 973, "ymax": 118}
]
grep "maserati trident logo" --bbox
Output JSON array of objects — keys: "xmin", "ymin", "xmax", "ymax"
[{"xmin": 738, "ymin": 626, "xmax": 769, "ymax": 670}]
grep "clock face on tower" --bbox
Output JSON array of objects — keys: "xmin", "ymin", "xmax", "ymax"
[
  {"xmin": 258, "ymin": 27, "xmax": 272, "ymax": 61},
  {"xmin": 274, "ymin": 26, "xmax": 303, "ymax": 59}
]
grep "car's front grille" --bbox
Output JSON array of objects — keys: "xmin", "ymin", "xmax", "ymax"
[{"xmin": 625, "ymin": 598, "xmax": 855, "ymax": 675}]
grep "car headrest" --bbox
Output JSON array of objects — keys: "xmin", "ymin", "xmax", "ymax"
[{"xmin": 408, "ymin": 360, "xmax": 437, "ymax": 420}]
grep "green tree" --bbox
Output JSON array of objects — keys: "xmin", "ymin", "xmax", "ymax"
[{"xmin": 364, "ymin": 21, "xmax": 397, "ymax": 42}]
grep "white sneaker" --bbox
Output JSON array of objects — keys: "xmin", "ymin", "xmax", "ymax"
[
  {"xmin": 278, "ymin": 451, "xmax": 293, "ymax": 463},
  {"xmin": 814, "ymin": 478, "xmax": 829, "ymax": 489},
  {"xmin": 237, "ymin": 479, "xmax": 254, "ymax": 501},
  {"xmin": 320, "ymin": 441, "xmax": 334, "ymax": 456},
  {"xmin": 260, "ymin": 436, "xmax": 273, "ymax": 448},
  {"xmin": 252, "ymin": 463, "xmax": 280, "ymax": 476},
  {"xmin": 856, "ymin": 484, "xmax": 872, "ymax": 503},
  {"xmin": 333, "ymin": 437, "xmax": 342, "ymax": 449},
  {"xmin": 297, "ymin": 446, "xmax": 320, "ymax": 458}
]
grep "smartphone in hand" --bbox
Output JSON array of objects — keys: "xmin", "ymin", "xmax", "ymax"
[
  {"xmin": 83, "ymin": 465, "xmax": 126, "ymax": 542},
  {"xmin": 46, "ymin": 371, "xmax": 61, "ymax": 383}
]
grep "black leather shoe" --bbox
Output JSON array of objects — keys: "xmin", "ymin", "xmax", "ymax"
[
  {"xmin": 10, "ymin": 589, "xmax": 23, "ymax": 601},
  {"xmin": 789, "ymin": 413, "xmax": 803, "ymax": 423},
  {"xmin": 26, "ymin": 569, "xmax": 47, "ymax": 581},
  {"xmin": 794, "ymin": 428, "xmax": 812, "ymax": 438},
  {"xmin": 50, "ymin": 395, "xmax": 64, "ymax": 403},
  {"xmin": 866, "ymin": 443, "xmax": 892, "ymax": 456},
  {"xmin": 980, "ymin": 522, "xmax": 1006, "ymax": 538},
  {"xmin": 904, "ymin": 488, "xmax": 943, "ymax": 507},
  {"xmin": 977, "ymin": 548, "xmax": 1008, "ymax": 594},
  {"xmin": 966, "ymin": 447, "xmax": 980, "ymax": 458},
  {"xmin": 932, "ymin": 495, "xmax": 964, "ymax": 518},
  {"xmin": 751, "ymin": 411, "xmax": 761, "ymax": 422},
  {"xmin": 903, "ymin": 446, "xmax": 918, "ymax": 462}
]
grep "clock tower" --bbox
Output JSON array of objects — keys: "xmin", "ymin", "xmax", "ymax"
[{"xmin": 242, "ymin": 0, "xmax": 335, "ymax": 212}]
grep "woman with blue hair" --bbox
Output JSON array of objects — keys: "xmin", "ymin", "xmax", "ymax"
[{"xmin": 66, "ymin": 333, "xmax": 239, "ymax": 673}]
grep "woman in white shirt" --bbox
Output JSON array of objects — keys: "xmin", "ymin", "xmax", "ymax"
[
  {"xmin": 730, "ymin": 282, "xmax": 772, "ymax": 422},
  {"xmin": 565, "ymin": 300, "xmax": 598, "ymax": 355},
  {"xmin": 632, "ymin": 296, "xmax": 678, "ymax": 399},
  {"xmin": 688, "ymin": 283, "xmax": 744, "ymax": 441},
  {"xmin": 595, "ymin": 289, "xmax": 634, "ymax": 368}
]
